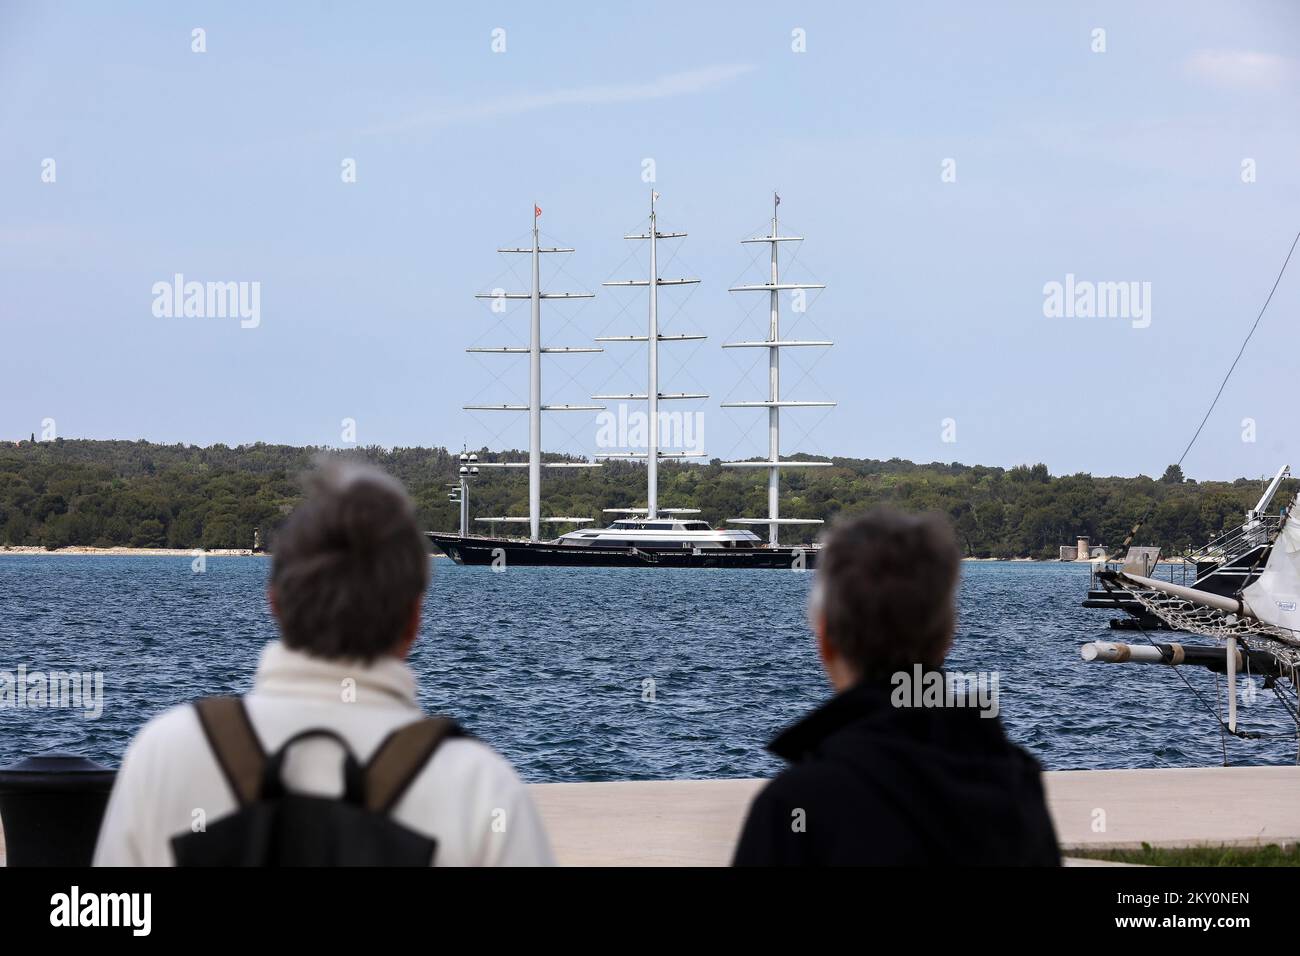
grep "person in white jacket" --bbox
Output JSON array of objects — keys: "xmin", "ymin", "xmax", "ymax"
[{"xmin": 94, "ymin": 462, "xmax": 554, "ymax": 867}]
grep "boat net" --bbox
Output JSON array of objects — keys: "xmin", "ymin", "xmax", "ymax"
[{"xmin": 1122, "ymin": 585, "xmax": 1300, "ymax": 665}]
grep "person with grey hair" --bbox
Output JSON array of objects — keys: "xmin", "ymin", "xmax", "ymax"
[
  {"xmin": 733, "ymin": 507, "xmax": 1060, "ymax": 866},
  {"xmin": 95, "ymin": 462, "xmax": 554, "ymax": 866}
]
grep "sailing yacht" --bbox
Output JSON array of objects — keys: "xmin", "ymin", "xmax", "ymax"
[
  {"xmin": 427, "ymin": 194, "xmax": 832, "ymax": 568},
  {"xmin": 1083, "ymin": 464, "xmax": 1291, "ymax": 628},
  {"xmin": 1081, "ymin": 483, "xmax": 1300, "ymax": 740}
]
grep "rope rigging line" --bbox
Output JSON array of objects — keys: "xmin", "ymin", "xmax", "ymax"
[
  {"xmin": 1095, "ymin": 576, "xmax": 1300, "ymax": 760},
  {"xmin": 1115, "ymin": 229, "xmax": 1300, "ymax": 554},
  {"xmin": 1174, "ymin": 230, "xmax": 1300, "ymax": 470}
]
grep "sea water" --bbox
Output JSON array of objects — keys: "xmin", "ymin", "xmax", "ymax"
[{"xmin": 0, "ymin": 557, "xmax": 1294, "ymax": 779}]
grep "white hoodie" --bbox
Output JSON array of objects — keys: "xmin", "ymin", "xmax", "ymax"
[{"xmin": 93, "ymin": 642, "xmax": 554, "ymax": 866}]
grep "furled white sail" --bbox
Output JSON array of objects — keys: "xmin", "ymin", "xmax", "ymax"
[{"xmin": 1241, "ymin": 496, "xmax": 1300, "ymax": 635}]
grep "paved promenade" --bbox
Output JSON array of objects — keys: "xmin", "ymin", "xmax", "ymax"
[
  {"xmin": 530, "ymin": 766, "xmax": 1300, "ymax": 866},
  {"xmin": 3, "ymin": 766, "xmax": 1297, "ymax": 866}
]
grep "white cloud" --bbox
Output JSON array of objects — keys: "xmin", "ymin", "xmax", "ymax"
[
  {"xmin": 1185, "ymin": 50, "xmax": 1295, "ymax": 92},
  {"xmin": 363, "ymin": 64, "xmax": 756, "ymax": 135}
]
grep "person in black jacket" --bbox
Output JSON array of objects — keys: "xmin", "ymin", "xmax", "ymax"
[{"xmin": 733, "ymin": 508, "xmax": 1061, "ymax": 866}]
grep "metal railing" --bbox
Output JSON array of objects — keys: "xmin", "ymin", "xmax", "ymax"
[
  {"xmin": 1087, "ymin": 515, "xmax": 1282, "ymax": 594},
  {"xmin": 1187, "ymin": 515, "xmax": 1281, "ymax": 566}
]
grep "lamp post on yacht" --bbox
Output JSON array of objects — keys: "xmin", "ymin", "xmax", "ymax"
[{"xmin": 448, "ymin": 451, "xmax": 480, "ymax": 537}]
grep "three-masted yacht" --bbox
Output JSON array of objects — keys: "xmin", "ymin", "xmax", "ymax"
[{"xmin": 427, "ymin": 194, "xmax": 834, "ymax": 568}]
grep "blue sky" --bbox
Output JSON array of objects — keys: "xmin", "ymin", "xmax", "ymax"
[{"xmin": 2, "ymin": 0, "xmax": 1298, "ymax": 480}]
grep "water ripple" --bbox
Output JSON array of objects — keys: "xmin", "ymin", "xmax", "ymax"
[{"xmin": 0, "ymin": 557, "xmax": 1295, "ymax": 780}]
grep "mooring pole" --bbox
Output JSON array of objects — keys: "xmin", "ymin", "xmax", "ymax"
[{"xmin": 1226, "ymin": 636, "xmax": 1238, "ymax": 733}]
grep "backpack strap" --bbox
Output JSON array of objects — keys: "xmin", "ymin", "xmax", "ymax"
[
  {"xmin": 192, "ymin": 696, "xmax": 266, "ymax": 807},
  {"xmin": 364, "ymin": 717, "xmax": 463, "ymax": 814}
]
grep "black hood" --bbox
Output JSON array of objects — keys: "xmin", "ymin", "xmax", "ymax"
[{"xmin": 737, "ymin": 674, "xmax": 1060, "ymax": 865}]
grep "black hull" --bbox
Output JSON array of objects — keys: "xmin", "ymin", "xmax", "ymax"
[{"xmin": 427, "ymin": 533, "xmax": 818, "ymax": 569}]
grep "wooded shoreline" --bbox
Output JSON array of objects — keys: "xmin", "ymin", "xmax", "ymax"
[{"xmin": 1, "ymin": 439, "xmax": 1287, "ymax": 558}]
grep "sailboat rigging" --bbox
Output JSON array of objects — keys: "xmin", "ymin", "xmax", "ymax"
[{"xmin": 428, "ymin": 194, "xmax": 834, "ymax": 568}]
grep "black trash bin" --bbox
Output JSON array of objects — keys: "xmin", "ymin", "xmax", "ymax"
[{"xmin": 0, "ymin": 753, "xmax": 117, "ymax": 866}]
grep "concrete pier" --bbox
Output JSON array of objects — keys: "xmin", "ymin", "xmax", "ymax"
[
  {"xmin": 531, "ymin": 779, "xmax": 764, "ymax": 866},
  {"xmin": 1043, "ymin": 766, "xmax": 1300, "ymax": 850},
  {"xmin": 529, "ymin": 766, "xmax": 1300, "ymax": 866},
  {"xmin": 2, "ymin": 766, "xmax": 1297, "ymax": 866}
]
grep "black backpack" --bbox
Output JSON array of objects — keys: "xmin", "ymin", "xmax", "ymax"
[{"xmin": 171, "ymin": 697, "xmax": 463, "ymax": 866}]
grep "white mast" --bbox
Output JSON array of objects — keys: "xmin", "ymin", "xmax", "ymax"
[
  {"xmin": 647, "ymin": 194, "xmax": 660, "ymax": 516},
  {"xmin": 529, "ymin": 217, "xmax": 542, "ymax": 536},
  {"xmin": 465, "ymin": 205, "xmax": 602, "ymax": 541},
  {"xmin": 594, "ymin": 190, "xmax": 707, "ymax": 517},
  {"xmin": 722, "ymin": 194, "xmax": 835, "ymax": 546}
]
